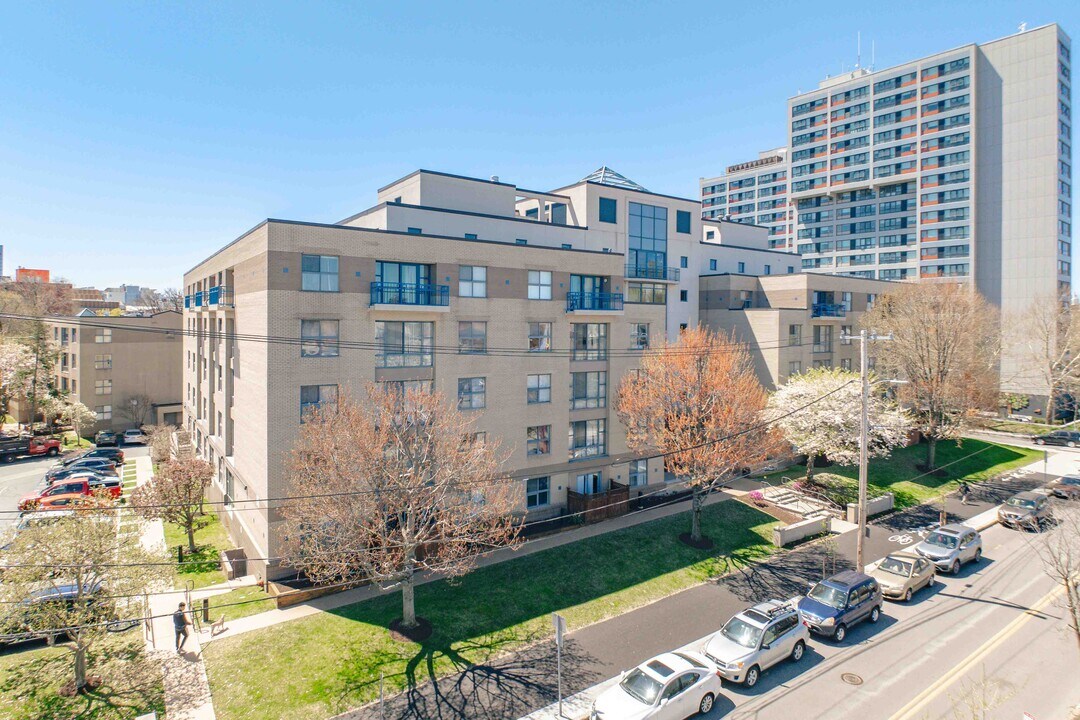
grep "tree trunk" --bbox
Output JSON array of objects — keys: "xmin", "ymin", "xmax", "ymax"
[
  {"xmin": 690, "ymin": 489, "xmax": 703, "ymax": 542},
  {"xmin": 401, "ymin": 573, "xmax": 417, "ymax": 628},
  {"xmin": 186, "ymin": 522, "xmax": 197, "ymax": 555},
  {"xmin": 805, "ymin": 454, "xmax": 816, "ymax": 483},
  {"xmin": 927, "ymin": 437, "xmax": 937, "ymax": 469},
  {"xmin": 1067, "ymin": 579, "xmax": 1080, "ymax": 656},
  {"xmin": 74, "ymin": 643, "xmax": 87, "ymax": 691}
]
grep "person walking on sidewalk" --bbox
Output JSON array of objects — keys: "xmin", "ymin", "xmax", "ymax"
[
  {"xmin": 958, "ymin": 482, "xmax": 972, "ymax": 506},
  {"xmin": 174, "ymin": 601, "xmax": 192, "ymax": 653}
]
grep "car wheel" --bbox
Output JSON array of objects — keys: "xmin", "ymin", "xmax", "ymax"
[
  {"xmin": 1069, "ymin": 441, "xmax": 1077, "ymax": 448},
  {"xmin": 833, "ymin": 624, "xmax": 847, "ymax": 643},
  {"xmin": 870, "ymin": 605, "xmax": 881, "ymax": 623},
  {"xmin": 974, "ymin": 548, "xmax": 982, "ymax": 562},
  {"xmin": 2, "ymin": 454, "xmax": 13, "ymax": 463},
  {"xmin": 950, "ymin": 560, "xmax": 960, "ymax": 575},
  {"xmin": 904, "ymin": 588, "xmax": 913, "ymax": 602},
  {"xmin": 699, "ymin": 693, "xmax": 715, "ymax": 714},
  {"xmin": 743, "ymin": 665, "xmax": 760, "ymax": 688},
  {"xmin": 927, "ymin": 573, "xmax": 936, "ymax": 588},
  {"xmin": 791, "ymin": 640, "xmax": 805, "ymax": 662},
  {"xmin": 1035, "ymin": 438, "xmax": 1045, "ymax": 445},
  {"xmin": 46, "ymin": 447, "xmax": 59, "ymax": 457}
]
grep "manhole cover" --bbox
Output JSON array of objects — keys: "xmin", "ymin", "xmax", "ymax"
[{"xmin": 841, "ymin": 673, "xmax": 864, "ymax": 686}]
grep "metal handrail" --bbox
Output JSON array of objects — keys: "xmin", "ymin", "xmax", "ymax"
[
  {"xmin": 625, "ymin": 264, "xmax": 680, "ymax": 281},
  {"xmin": 369, "ymin": 282, "xmax": 450, "ymax": 307},
  {"xmin": 811, "ymin": 303, "xmax": 846, "ymax": 317},
  {"xmin": 566, "ymin": 291, "xmax": 624, "ymax": 312}
]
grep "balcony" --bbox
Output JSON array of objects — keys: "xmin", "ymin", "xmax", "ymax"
[
  {"xmin": 370, "ymin": 282, "xmax": 450, "ymax": 309},
  {"xmin": 207, "ymin": 285, "xmax": 234, "ymax": 308},
  {"xmin": 625, "ymin": 264, "xmax": 680, "ymax": 282},
  {"xmin": 811, "ymin": 303, "xmax": 847, "ymax": 318},
  {"xmin": 566, "ymin": 292, "xmax": 624, "ymax": 313},
  {"xmin": 566, "ymin": 480, "xmax": 629, "ymax": 523}
]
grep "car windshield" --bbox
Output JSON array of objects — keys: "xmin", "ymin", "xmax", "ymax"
[
  {"xmin": 1006, "ymin": 497, "xmax": 1036, "ymax": 509},
  {"xmin": 879, "ymin": 557, "xmax": 913, "ymax": 576},
  {"xmin": 1063, "ymin": 478, "xmax": 1080, "ymax": 486},
  {"xmin": 721, "ymin": 616, "xmax": 764, "ymax": 648},
  {"xmin": 925, "ymin": 532, "xmax": 959, "ymax": 549},
  {"xmin": 807, "ymin": 582, "xmax": 846, "ymax": 609},
  {"xmin": 620, "ymin": 668, "xmax": 662, "ymax": 705}
]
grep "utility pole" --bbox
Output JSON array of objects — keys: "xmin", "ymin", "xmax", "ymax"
[{"xmin": 857, "ymin": 329, "xmax": 869, "ymax": 571}]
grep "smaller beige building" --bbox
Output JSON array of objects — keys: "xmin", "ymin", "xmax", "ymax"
[
  {"xmin": 699, "ymin": 273, "xmax": 897, "ymax": 388},
  {"xmin": 48, "ymin": 311, "xmax": 183, "ymax": 432}
]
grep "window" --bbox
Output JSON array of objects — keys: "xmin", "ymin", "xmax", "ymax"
[
  {"xmin": 572, "ymin": 323, "xmax": 608, "ymax": 360},
  {"xmin": 709, "ymin": 259, "xmax": 717, "ymax": 271},
  {"xmin": 679, "ymin": 290, "xmax": 688, "ymax": 302},
  {"xmin": 527, "ymin": 427, "xmax": 551, "ymax": 457},
  {"xmin": 95, "ymin": 379, "xmax": 112, "ymax": 395},
  {"xmin": 676, "ymin": 210, "xmax": 691, "ymax": 234},
  {"xmin": 376, "ymin": 321, "xmax": 434, "ymax": 367},
  {"xmin": 300, "ymin": 384, "xmax": 338, "ymax": 420},
  {"xmin": 626, "ymin": 282, "xmax": 666, "ymax": 304},
  {"xmin": 631, "ymin": 323, "xmax": 649, "ymax": 349},
  {"xmin": 680, "ymin": 256, "xmax": 689, "ymax": 268},
  {"xmin": 528, "ymin": 322, "xmax": 552, "ymax": 351},
  {"xmin": 569, "ymin": 418, "xmax": 607, "ymax": 459},
  {"xmin": 458, "ymin": 266, "xmax": 487, "ymax": 297},
  {"xmin": 407, "ymin": 227, "xmax": 422, "ymax": 234},
  {"xmin": 813, "ymin": 325, "xmax": 833, "ymax": 353},
  {"xmin": 301, "ymin": 254, "xmax": 339, "ymax": 292},
  {"xmin": 457, "ymin": 377, "xmax": 486, "ymax": 410},
  {"xmin": 629, "ymin": 459, "xmax": 648, "ymax": 486},
  {"xmin": 788, "ymin": 324, "xmax": 802, "ymax": 346},
  {"xmin": 95, "ymin": 405, "xmax": 112, "ymax": 420},
  {"xmin": 629, "ymin": 202, "xmax": 669, "ymax": 274},
  {"xmin": 382, "ymin": 379, "xmax": 433, "ymax": 397},
  {"xmin": 789, "ymin": 361, "xmax": 802, "ymax": 376},
  {"xmin": 528, "ymin": 270, "xmax": 552, "ymax": 300},
  {"xmin": 95, "ymin": 328, "xmax": 112, "ymax": 343},
  {"xmin": 464, "ymin": 233, "xmax": 478, "ymax": 240},
  {"xmin": 788, "ymin": 266, "xmax": 795, "ymax": 274},
  {"xmin": 571, "ymin": 371, "xmax": 607, "ymax": 409},
  {"xmin": 527, "ymin": 374, "xmax": 551, "ymax": 404},
  {"xmin": 706, "ymin": 230, "xmax": 716, "ymax": 240},
  {"xmin": 841, "ymin": 358, "xmax": 853, "ymax": 371},
  {"xmin": 300, "ymin": 320, "xmax": 340, "ymax": 357},
  {"xmin": 738, "ymin": 262, "xmax": 746, "ymax": 273},
  {"xmin": 599, "ymin": 197, "xmax": 617, "ymax": 223},
  {"xmin": 458, "ymin": 321, "xmax": 487, "ymax": 354},
  {"xmin": 94, "ymin": 354, "xmax": 112, "ymax": 370},
  {"xmin": 841, "ymin": 325, "xmax": 852, "ymax": 345},
  {"xmin": 526, "ymin": 476, "xmax": 550, "ymax": 508}
]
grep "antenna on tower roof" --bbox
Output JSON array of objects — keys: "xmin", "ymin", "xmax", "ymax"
[
  {"xmin": 857, "ymin": 31, "xmax": 862, "ymax": 68},
  {"xmin": 871, "ymin": 40, "xmax": 876, "ymax": 70}
]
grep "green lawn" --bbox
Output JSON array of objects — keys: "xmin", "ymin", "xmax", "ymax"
[
  {"xmin": 974, "ymin": 418, "xmax": 1055, "ymax": 435},
  {"xmin": 203, "ymin": 500, "xmax": 778, "ymax": 720},
  {"xmin": 0, "ymin": 634, "xmax": 164, "ymax": 720},
  {"xmin": 764, "ymin": 438, "xmax": 1042, "ymax": 508},
  {"xmin": 163, "ymin": 511, "xmax": 232, "ymax": 589}
]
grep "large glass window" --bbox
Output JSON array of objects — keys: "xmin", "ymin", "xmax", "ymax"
[
  {"xmin": 376, "ymin": 261, "xmax": 431, "ymax": 287},
  {"xmin": 301, "ymin": 320, "xmax": 340, "ymax": 357},
  {"xmin": 528, "ymin": 322, "xmax": 552, "ymax": 351},
  {"xmin": 569, "ymin": 419, "xmax": 607, "ymax": 459},
  {"xmin": 526, "ymin": 476, "xmax": 550, "ymax": 507},
  {"xmin": 813, "ymin": 325, "xmax": 833, "ymax": 353},
  {"xmin": 95, "ymin": 379, "xmax": 112, "ymax": 395},
  {"xmin": 572, "ymin": 323, "xmax": 608, "ymax": 360},
  {"xmin": 458, "ymin": 266, "xmax": 487, "ymax": 297},
  {"xmin": 676, "ymin": 210, "xmax": 691, "ymax": 234},
  {"xmin": 571, "ymin": 371, "xmax": 607, "ymax": 409},
  {"xmin": 376, "ymin": 321, "xmax": 434, "ymax": 367},
  {"xmin": 457, "ymin": 377, "xmax": 486, "ymax": 410},
  {"xmin": 302, "ymin": 254, "xmax": 339, "ymax": 292},
  {"xmin": 631, "ymin": 323, "xmax": 649, "ymax": 349},
  {"xmin": 599, "ymin": 197, "xmax": 617, "ymax": 224},
  {"xmin": 527, "ymin": 426, "xmax": 551, "ymax": 456},
  {"xmin": 94, "ymin": 354, "xmax": 112, "ymax": 370},
  {"xmin": 300, "ymin": 384, "xmax": 338, "ymax": 420},
  {"xmin": 629, "ymin": 459, "xmax": 648, "ymax": 486},
  {"xmin": 629, "ymin": 202, "xmax": 669, "ymax": 274},
  {"xmin": 528, "ymin": 270, "xmax": 552, "ymax": 300},
  {"xmin": 458, "ymin": 321, "xmax": 487, "ymax": 354},
  {"xmin": 626, "ymin": 282, "xmax": 666, "ymax": 304},
  {"xmin": 527, "ymin": 374, "xmax": 551, "ymax": 404}
]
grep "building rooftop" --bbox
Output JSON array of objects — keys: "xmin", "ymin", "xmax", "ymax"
[{"xmin": 578, "ymin": 166, "xmax": 649, "ymax": 193}]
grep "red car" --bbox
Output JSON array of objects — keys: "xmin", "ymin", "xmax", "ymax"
[
  {"xmin": 0, "ymin": 436, "xmax": 62, "ymax": 463},
  {"xmin": 19, "ymin": 476, "xmax": 122, "ymax": 511}
]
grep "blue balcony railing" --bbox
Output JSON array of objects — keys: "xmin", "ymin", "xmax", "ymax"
[
  {"xmin": 207, "ymin": 285, "xmax": 234, "ymax": 307},
  {"xmin": 184, "ymin": 295, "xmax": 191, "ymax": 309},
  {"xmin": 194, "ymin": 290, "xmax": 205, "ymax": 308},
  {"xmin": 625, "ymin": 264, "xmax": 680, "ymax": 282},
  {"xmin": 566, "ymin": 292, "xmax": 624, "ymax": 312},
  {"xmin": 370, "ymin": 282, "xmax": 450, "ymax": 307},
  {"xmin": 811, "ymin": 303, "xmax": 846, "ymax": 318}
]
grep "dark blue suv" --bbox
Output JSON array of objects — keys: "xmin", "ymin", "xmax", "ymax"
[{"xmin": 796, "ymin": 570, "xmax": 883, "ymax": 643}]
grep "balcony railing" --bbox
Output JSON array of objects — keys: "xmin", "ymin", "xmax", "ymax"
[
  {"xmin": 566, "ymin": 292, "xmax": 624, "ymax": 312},
  {"xmin": 811, "ymin": 303, "xmax": 847, "ymax": 318},
  {"xmin": 370, "ymin": 282, "xmax": 450, "ymax": 307},
  {"xmin": 207, "ymin": 285, "xmax": 234, "ymax": 307},
  {"xmin": 625, "ymin": 264, "xmax": 680, "ymax": 282}
]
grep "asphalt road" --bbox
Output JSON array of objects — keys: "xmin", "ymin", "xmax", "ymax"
[{"xmin": 337, "ymin": 469, "xmax": 1062, "ymax": 720}]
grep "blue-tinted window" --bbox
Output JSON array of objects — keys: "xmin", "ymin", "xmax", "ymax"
[
  {"xmin": 788, "ymin": 266, "xmax": 795, "ymax": 274},
  {"xmin": 629, "ymin": 202, "xmax": 668, "ymax": 274},
  {"xmin": 680, "ymin": 256, "xmax": 688, "ymax": 268},
  {"xmin": 599, "ymin": 197, "xmax": 617, "ymax": 224},
  {"xmin": 679, "ymin": 290, "xmax": 688, "ymax": 302},
  {"xmin": 738, "ymin": 262, "xmax": 746, "ymax": 273},
  {"xmin": 765, "ymin": 264, "xmax": 771, "ymax": 275},
  {"xmin": 301, "ymin": 255, "xmax": 339, "ymax": 292},
  {"xmin": 676, "ymin": 210, "xmax": 691, "ymax": 234},
  {"xmin": 709, "ymin": 259, "xmax": 717, "ymax": 271},
  {"xmin": 407, "ymin": 227, "xmax": 422, "ymax": 234}
]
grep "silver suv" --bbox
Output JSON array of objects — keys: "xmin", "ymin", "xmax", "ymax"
[
  {"xmin": 703, "ymin": 599, "xmax": 809, "ymax": 688},
  {"xmin": 913, "ymin": 523, "xmax": 982, "ymax": 574},
  {"xmin": 998, "ymin": 491, "xmax": 1052, "ymax": 530}
]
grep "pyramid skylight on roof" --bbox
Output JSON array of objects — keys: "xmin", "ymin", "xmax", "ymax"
[{"xmin": 579, "ymin": 166, "xmax": 649, "ymax": 193}]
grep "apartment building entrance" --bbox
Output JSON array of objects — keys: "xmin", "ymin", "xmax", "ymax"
[{"xmin": 575, "ymin": 471, "xmax": 604, "ymax": 495}]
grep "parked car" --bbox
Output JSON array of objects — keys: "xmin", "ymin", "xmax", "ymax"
[
  {"xmin": 1032, "ymin": 430, "xmax": 1080, "ymax": 447},
  {"xmin": 0, "ymin": 581, "xmax": 139, "ymax": 647},
  {"xmin": 121, "ymin": 428, "xmax": 147, "ymax": 445},
  {"xmin": 868, "ymin": 552, "xmax": 936, "ymax": 602},
  {"xmin": 19, "ymin": 475, "xmax": 122, "ymax": 510},
  {"xmin": 46, "ymin": 459, "xmax": 118, "ymax": 482},
  {"xmin": 59, "ymin": 447, "xmax": 124, "ymax": 466},
  {"xmin": 702, "ymin": 599, "xmax": 808, "ymax": 687},
  {"xmin": 1051, "ymin": 476, "xmax": 1080, "ymax": 500},
  {"xmin": 94, "ymin": 430, "xmax": 119, "ymax": 447},
  {"xmin": 796, "ymin": 571, "xmax": 883, "ymax": 643},
  {"xmin": 24, "ymin": 493, "xmax": 94, "ymax": 511},
  {"xmin": 590, "ymin": 651, "xmax": 723, "ymax": 720},
  {"xmin": 0, "ymin": 435, "xmax": 62, "ymax": 463},
  {"xmin": 913, "ymin": 523, "xmax": 982, "ymax": 574},
  {"xmin": 998, "ymin": 491, "xmax": 1052, "ymax": 530}
]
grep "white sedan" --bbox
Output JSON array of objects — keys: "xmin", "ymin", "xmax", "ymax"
[{"xmin": 591, "ymin": 651, "xmax": 723, "ymax": 720}]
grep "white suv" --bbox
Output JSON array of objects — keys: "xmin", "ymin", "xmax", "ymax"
[{"xmin": 703, "ymin": 600, "xmax": 809, "ymax": 687}]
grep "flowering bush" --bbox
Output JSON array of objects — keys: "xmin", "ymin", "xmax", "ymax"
[{"xmin": 748, "ymin": 490, "xmax": 765, "ymax": 504}]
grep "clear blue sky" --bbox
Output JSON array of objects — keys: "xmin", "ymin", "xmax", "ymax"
[{"xmin": 1, "ymin": 1, "xmax": 1077, "ymax": 290}]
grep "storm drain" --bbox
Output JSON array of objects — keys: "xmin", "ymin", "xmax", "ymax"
[{"xmin": 841, "ymin": 673, "xmax": 864, "ymax": 686}]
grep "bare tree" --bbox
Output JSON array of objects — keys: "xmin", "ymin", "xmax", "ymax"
[
  {"xmin": 159, "ymin": 288, "xmax": 184, "ymax": 313},
  {"xmin": 0, "ymin": 494, "xmax": 167, "ymax": 693},
  {"xmin": 144, "ymin": 423, "xmax": 174, "ymax": 464},
  {"xmin": 946, "ymin": 667, "xmax": 1017, "ymax": 720},
  {"xmin": 121, "ymin": 393, "xmax": 155, "ymax": 428},
  {"xmin": 863, "ymin": 283, "xmax": 999, "ymax": 469},
  {"xmin": 616, "ymin": 327, "xmax": 779, "ymax": 544},
  {"xmin": 130, "ymin": 458, "xmax": 213, "ymax": 554},
  {"xmin": 1032, "ymin": 503, "xmax": 1080, "ymax": 654},
  {"xmin": 1013, "ymin": 294, "xmax": 1080, "ymax": 422},
  {"xmin": 280, "ymin": 385, "xmax": 521, "ymax": 630}
]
